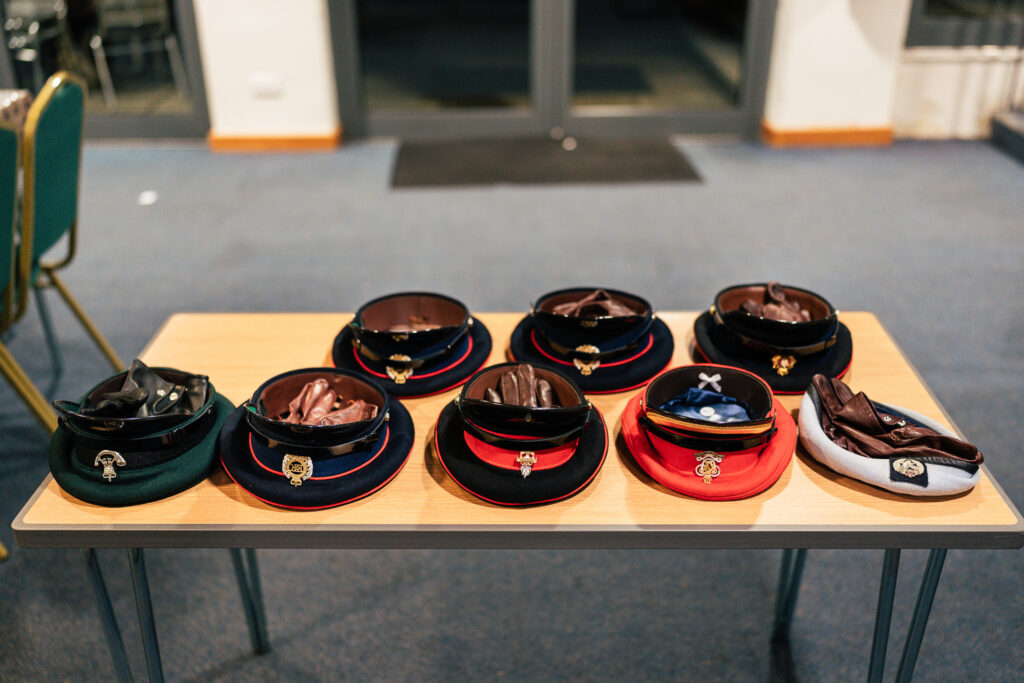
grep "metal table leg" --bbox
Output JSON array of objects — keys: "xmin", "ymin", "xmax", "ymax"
[
  {"xmin": 82, "ymin": 549, "xmax": 134, "ymax": 683},
  {"xmin": 230, "ymin": 548, "xmax": 271, "ymax": 654},
  {"xmin": 867, "ymin": 549, "xmax": 901, "ymax": 683},
  {"xmin": 128, "ymin": 549, "xmax": 164, "ymax": 683},
  {"xmin": 772, "ymin": 548, "xmax": 808, "ymax": 640},
  {"xmin": 895, "ymin": 549, "xmax": 947, "ymax": 683}
]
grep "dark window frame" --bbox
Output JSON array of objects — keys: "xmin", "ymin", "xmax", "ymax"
[
  {"xmin": 905, "ymin": 0, "xmax": 1024, "ymax": 47},
  {"xmin": 0, "ymin": 0, "xmax": 209, "ymax": 138}
]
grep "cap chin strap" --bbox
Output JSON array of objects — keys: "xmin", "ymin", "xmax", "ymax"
[
  {"xmin": 461, "ymin": 417, "xmax": 590, "ymax": 451},
  {"xmin": 352, "ymin": 324, "xmax": 470, "ymax": 381},
  {"xmin": 712, "ymin": 307, "xmax": 839, "ymax": 357},
  {"xmin": 639, "ymin": 414, "xmax": 776, "ymax": 452}
]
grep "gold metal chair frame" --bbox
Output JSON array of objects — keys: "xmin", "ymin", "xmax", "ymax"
[
  {"xmin": 20, "ymin": 71, "xmax": 123, "ymax": 381},
  {"xmin": 0, "ymin": 115, "xmax": 57, "ymax": 435}
]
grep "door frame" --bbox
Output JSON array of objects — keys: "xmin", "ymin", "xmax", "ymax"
[
  {"xmin": 329, "ymin": 0, "xmax": 777, "ymax": 140},
  {"xmin": 0, "ymin": 0, "xmax": 209, "ymax": 138}
]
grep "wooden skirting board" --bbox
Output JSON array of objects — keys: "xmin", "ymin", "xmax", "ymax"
[
  {"xmin": 761, "ymin": 123, "xmax": 893, "ymax": 147},
  {"xmin": 207, "ymin": 127, "xmax": 341, "ymax": 153}
]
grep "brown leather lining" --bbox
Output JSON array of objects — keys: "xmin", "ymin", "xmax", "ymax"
[
  {"xmin": 538, "ymin": 290, "xmax": 647, "ymax": 317},
  {"xmin": 718, "ymin": 286, "xmax": 830, "ymax": 320},
  {"xmin": 259, "ymin": 372, "xmax": 385, "ymax": 422},
  {"xmin": 464, "ymin": 364, "xmax": 581, "ymax": 408},
  {"xmin": 360, "ymin": 294, "xmax": 466, "ymax": 331}
]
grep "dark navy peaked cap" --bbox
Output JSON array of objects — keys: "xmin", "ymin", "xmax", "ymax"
[
  {"xmin": 692, "ymin": 283, "xmax": 853, "ymax": 394},
  {"xmin": 508, "ymin": 287, "xmax": 674, "ymax": 393},
  {"xmin": 218, "ymin": 368, "xmax": 413, "ymax": 509},
  {"xmin": 331, "ymin": 292, "xmax": 492, "ymax": 398}
]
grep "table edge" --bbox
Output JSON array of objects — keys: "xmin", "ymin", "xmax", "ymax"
[{"xmin": 14, "ymin": 481, "xmax": 1024, "ymax": 551}]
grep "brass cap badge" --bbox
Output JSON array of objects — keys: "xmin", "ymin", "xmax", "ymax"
[
  {"xmin": 771, "ymin": 355, "xmax": 797, "ymax": 376},
  {"xmin": 282, "ymin": 454, "xmax": 313, "ymax": 487},
  {"xmin": 386, "ymin": 354, "xmax": 413, "ymax": 384},
  {"xmin": 694, "ymin": 451, "xmax": 723, "ymax": 484},
  {"xmin": 573, "ymin": 345, "xmax": 601, "ymax": 376},
  {"xmin": 516, "ymin": 451, "xmax": 538, "ymax": 478}
]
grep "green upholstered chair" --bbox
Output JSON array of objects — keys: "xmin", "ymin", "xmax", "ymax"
[
  {"xmin": 0, "ymin": 124, "xmax": 28, "ymax": 564},
  {"xmin": 21, "ymin": 71, "xmax": 124, "ymax": 386},
  {"xmin": 0, "ymin": 117, "xmax": 58, "ymax": 435}
]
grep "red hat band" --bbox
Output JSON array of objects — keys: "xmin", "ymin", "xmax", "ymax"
[
  {"xmin": 464, "ymin": 430, "xmax": 578, "ymax": 475},
  {"xmin": 455, "ymin": 362, "xmax": 593, "ymax": 478}
]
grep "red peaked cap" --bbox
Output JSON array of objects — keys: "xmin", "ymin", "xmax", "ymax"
[{"xmin": 621, "ymin": 363, "xmax": 796, "ymax": 500}]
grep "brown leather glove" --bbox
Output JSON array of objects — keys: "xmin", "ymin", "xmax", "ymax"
[
  {"xmin": 552, "ymin": 289, "xmax": 638, "ymax": 317},
  {"xmin": 741, "ymin": 282, "xmax": 811, "ymax": 322},
  {"xmin": 486, "ymin": 368, "xmax": 557, "ymax": 407},
  {"xmin": 812, "ymin": 374, "xmax": 982, "ymax": 463},
  {"xmin": 283, "ymin": 379, "xmax": 378, "ymax": 425}
]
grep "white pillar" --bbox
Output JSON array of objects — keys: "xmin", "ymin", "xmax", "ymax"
[
  {"xmin": 193, "ymin": 0, "xmax": 340, "ymax": 151},
  {"xmin": 762, "ymin": 0, "xmax": 913, "ymax": 145}
]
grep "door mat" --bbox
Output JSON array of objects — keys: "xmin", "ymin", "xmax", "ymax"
[{"xmin": 391, "ymin": 137, "xmax": 701, "ymax": 188}]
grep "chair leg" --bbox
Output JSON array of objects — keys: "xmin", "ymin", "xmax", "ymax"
[
  {"xmin": 90, "ymin": 35, "xmax": 118, "ymax": 109},
  {"xmin": 164, "ymin": 34, "xmax": 190, "ymax": 100},
  {"xmin": 33, "ymin": 284, "xmax": 64, "ymax": 397},
  {"xmin": 0, "ymin": 340, "xmax": 58, "ymax": 433},
  {"xmin": 0, "ymin": 540, "xmax": 9, "ymax": 562},
  {"xmin": 45, "ymin": 270, "xmax": 124, "ymax": 372}
]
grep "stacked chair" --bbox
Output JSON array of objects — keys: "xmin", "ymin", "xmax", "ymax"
[
  {"xmin": 0, "ymin": 117, "xmax": 55, "ymax": 435},
  {"xmin": 2, "ymin": 70, "xmax": 123, "ymax": 435},
  {"xmin": 2, "ymin": 70, "xmax": 125, "ymax": 560}
]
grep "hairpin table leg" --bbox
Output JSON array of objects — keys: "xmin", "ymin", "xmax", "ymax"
[
  {"xmin": 82, "ymin": 549, "xmax": 134, "ymax": 683},
  {"xmin": 895, "ymin": 549, "xmax": 947, "ymax": 683},
  {"xmin": 128, "ymin": 549, "xmax": 164, "ymax": 683},
  {"xmin": 867, "ymin": 548, "xmax": 901, "ymax": 683},
  {"xmin": 772, "ymin": 548, "xmax": 807, "ymax": 640},
  {"xmin": 230, "ymin": 549, "xmax": 271, "ymax": 654}
]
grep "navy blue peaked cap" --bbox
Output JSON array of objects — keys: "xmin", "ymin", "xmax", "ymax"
[
  {"xmin": 218, "ymin": 368, "xmax": 414, "ymax": 509},
  {"xmin": 692, "ymin": 283, "xmax": 853, "ymax": 394},
  {"xmin": 331, "ymin": 292, "xmax": 492, "ymax": 398},
  {"xmin": 507, "ymin": 287, "xmax": 674, "ymax": 393}
]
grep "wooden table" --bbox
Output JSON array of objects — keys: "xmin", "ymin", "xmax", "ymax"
[{"xmin": 12, "ymin": 311, "xmax": 1024, "ymax": 683}]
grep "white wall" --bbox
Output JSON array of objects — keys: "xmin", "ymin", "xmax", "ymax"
[
  {"xmin": 193, "ymin": 0, "xmax": 339, "ymax": 138},
  {"xmin": 894, "ymin": 47, "xmax": 1024, "ymax": 139},
  {"xmin": 763, "ymin": 0, "xmax": 913, "ymax": 131}
]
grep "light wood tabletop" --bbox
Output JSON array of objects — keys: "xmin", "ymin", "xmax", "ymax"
[{"xmin": 13, "ymin": 311, "xmax": 1024, "ymax": 549}]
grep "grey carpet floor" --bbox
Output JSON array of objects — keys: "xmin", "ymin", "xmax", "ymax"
[{"xmin": 1, "ymin": 139, "xmax": 1021, "ymax": 682}]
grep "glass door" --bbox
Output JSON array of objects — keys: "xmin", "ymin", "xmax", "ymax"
[
  {"xmin": 331, "ymin": 0, "xmax": 553, "ymax": 139},
  {"xmin": 557, "ymin": 0, "xmax": 775, "ymax": 137},
  {"xmin": 330, "ymin": 0, "xmax": 776, "ymax": 140}
]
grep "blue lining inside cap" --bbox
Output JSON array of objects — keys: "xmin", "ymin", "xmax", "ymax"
[{"xmin": 658, "ymin": 388, "xmax": 752, "ymax": 423}]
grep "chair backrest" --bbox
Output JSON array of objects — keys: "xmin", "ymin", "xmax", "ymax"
[
  {"xmin": 22, "ymin": 71, "xmax": 85, "ymax": 270},
  {"xmin": 0, "ymin": 123, "xmax": 17, "ymax": 333}
]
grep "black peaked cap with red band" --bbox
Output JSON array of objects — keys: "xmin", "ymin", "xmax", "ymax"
[
  {"xmin": 332, "ymin": 292, "xmax": 492, "ymax": 398},
  {"xmin": 508, "ymin": 287, "xmax": 674, "ymax": 394},
  {"xmin": 692, "ymin": 283, "xmax": 852, "ymax": 394},
  {"xmin": 621, "ymin": 364, "xmax": 796, "ymax": 500},
  {"xmin": 434, "ymin": 362, "xmax": 608, "ymax": 506}
]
